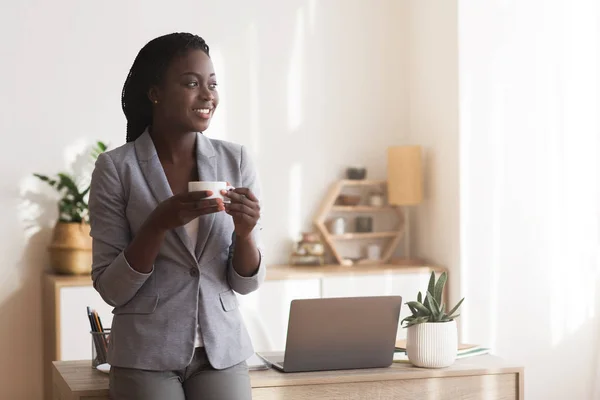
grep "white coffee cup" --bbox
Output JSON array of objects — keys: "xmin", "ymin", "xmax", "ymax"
[{"xmin": 188, "ymin": 181, "xmax": 235, "ymax": 203}]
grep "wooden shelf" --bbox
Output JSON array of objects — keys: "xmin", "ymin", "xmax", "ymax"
[
  {"xmin": 339, "ymin": 179, "xmax": 387, "ymax": 186},
  {"xmin": 266, "ymin": 263, "xmax": 446, "ymax": 281},
  {"xmin": 44, "ymin": 263, "xmax": 445, "ymax": 286},
  {"xmin": 331, "ymin": 231, "xmax": 398, "ymax": 240},
  {"xmin": 331, "ymin": 205, "xmax": 395, "ymax": 212},
  {"xmin": 314, "ymin": 179, "xmax": 405, "ymax": 264}
]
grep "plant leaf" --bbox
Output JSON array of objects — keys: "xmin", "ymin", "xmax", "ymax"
[
  {"xmin": 57, "ymin": 173, "xmax": 85, "ymax": 201},
  {"xmin": 427, "ymin": 271, "xmax": 436, "ymax": 299},
  {"xmin": 34, "ymin": 173, "xmax": 58, "ymax": 188},
  {"xmin": 425, "ymin": 291, "xmax": 440, "ymax": 321},
  {"xmin": 407, "ymin": 303, "xmax": 418, "ymax": 316},
  {"xmin": 406, "ymin": 316, "xmax": 429, "ymax": 327},
  {"xmin": 80, "ymin": 185, "xmax": 91, "ymax": 198},
  {"xmin": 417, "ymin": 291, "xmax": 422, "ymax": 303},
  {"xmin": 406, "ymin": 301, "xmax": 430, "ymax": 316},
  {"xmin": 434, "ymin": 271, "xmax": 447, "ymax": 305},
  {"xmin": 447, "ymin": 297, "xmax": 465, "ymax": 317},
  {"xmin": 423, "ymin": 296, "xmax": 433, "ymax": 320},
  {"xmin": 90, "ymin": 141, "xmax": 108, "ymax": 160},
  {"xmin": 438, "ymin": 303, "xmax": 446, "ymax": 320}
]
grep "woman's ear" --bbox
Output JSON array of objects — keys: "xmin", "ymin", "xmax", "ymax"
[{"xmin": 148, "ymin": 87, "xmax": 159, "ymax": 104}]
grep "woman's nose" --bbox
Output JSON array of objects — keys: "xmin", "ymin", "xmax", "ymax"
[{"xmin": 199, "ymin": 85, "xmax": 214, "ymax": 101}]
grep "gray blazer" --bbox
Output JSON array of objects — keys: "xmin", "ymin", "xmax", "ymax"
[{"xmin": 88, "ymin": 130, "xmax": 265, "ymax": 371}]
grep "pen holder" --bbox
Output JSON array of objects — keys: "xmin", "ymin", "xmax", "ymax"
[{"xmin": 90, "ymin": 329, "xmax": 111, "ymax": 367}]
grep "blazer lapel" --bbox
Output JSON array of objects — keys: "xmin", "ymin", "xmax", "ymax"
[
  {"xmin": 194, "ymin": 133, "xmax": 217, "ymax": 261},
  {"xmin": 134, "ymin": 129, "xmax": 196, "ymax": 257}
]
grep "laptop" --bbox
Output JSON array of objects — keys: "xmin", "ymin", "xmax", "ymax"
[{"xmin": 257, "ymin": 295, "xmax": 402, "ymax": 373}]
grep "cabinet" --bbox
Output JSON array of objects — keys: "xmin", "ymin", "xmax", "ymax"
[{"xmin": 42, "ymin": 263, "xmax": 446, "ymax": 399}]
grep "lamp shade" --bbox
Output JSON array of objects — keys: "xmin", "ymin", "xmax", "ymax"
[{"xmin": 387, "ymin": 146, "xmax": 423, "ymax": 205}]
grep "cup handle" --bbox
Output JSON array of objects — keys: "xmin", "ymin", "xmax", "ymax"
[{"xmin": 223, "ymin": 185, "xmax": 235, "ymax": 203}]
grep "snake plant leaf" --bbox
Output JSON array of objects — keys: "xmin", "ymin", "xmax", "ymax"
[
  {"xmin": 426, "ymin": 291, "xmax": 440, "ymax": 319},
  {"xmin": 423, "ymin": 295, "xmax": 433, "ymax": 316},
  {"xmin": 438, "ymin": 303, "xmax": 446, "ymax": 320},
  {"xmin": 427, "ymin": 271, "xmax": 436, "ymax": 299},
  {"xmin": 406, "ymin": 301, "xmax": 430, "ymax": 316},
  {"xmin": 407, "ymin": 303, "xmax": 418, "ymax": 316},
  {"xmin": 417, "ymin": 291, "xmax": 422, "ymax": 304},
  {"xmin": 447, "ymin": 297, "xmax": 465, "ymax": 317},
  {"xmin": 407, "ymin": 316, "xmax": 429, "ymax": 327},
  {"xmin": 434, "ymin": 271, "xmax": 447, "ymax": 305}
]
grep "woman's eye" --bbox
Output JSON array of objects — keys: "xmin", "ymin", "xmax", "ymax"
[
  {"xmin": 209, "ymin": 83, "xmax": 218, "ymax": 90},
  {"xmin": 186, "ymin": 81, "xmax": 199, "ymax": 87}
]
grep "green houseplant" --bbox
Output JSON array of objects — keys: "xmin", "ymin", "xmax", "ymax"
[
  {"xmin": 401, "ymin": 271, "xmax": 464, "ymax": 368},
  {"xmin": 34, "ymin": 141, "xmax": 107, "ymax": 274}
]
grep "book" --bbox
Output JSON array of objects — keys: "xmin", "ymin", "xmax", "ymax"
[
  {"xmin": 393, "ymin": 339, "xmax": 490, "ymax": 363},
  {"xmin": 395, "ymin": 339, "xmax": 481, "ymax": 353},
  {"xmin": 246, "ymin": 353, "xmax": 269, "ymax": 371}
]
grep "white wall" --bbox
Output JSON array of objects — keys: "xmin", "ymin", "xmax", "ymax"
[
  {"xmin": 400, "ymin": 0, "xmax": 600, "ymax": 398},
  {"xmin": 0, "ymin": 1, "xmax": 406, "ymax": 398},
  {"xmin": 459, "ymin": 1, "xmax": 600, "ymax": 399},
  {"xmin": 400, "ymin": 1, "xmax": 461, "ymax": 304}
]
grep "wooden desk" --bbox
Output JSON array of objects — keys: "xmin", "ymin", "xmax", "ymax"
[
  {"xmin": 44, "ymin": 263, "xmax": 446, "ymax": 399},
  {"xmin": 53, "ymin": 355, "xmax": 523, "ymax": 400}
]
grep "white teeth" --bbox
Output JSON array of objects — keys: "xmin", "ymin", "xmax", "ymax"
[{"xmin": 194, "ymin": 108, "xmax": 210, "ymax": 114}]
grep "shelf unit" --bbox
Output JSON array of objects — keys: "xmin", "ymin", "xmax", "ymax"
[
  {"xmin": 330, "ymin": 206, "xmax": 395, "ymax": 212},
  {"xmin": 314, "ymin": 179, "xmax": 405, "ymax": 265}
]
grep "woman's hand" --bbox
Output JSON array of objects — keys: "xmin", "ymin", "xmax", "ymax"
[
  {"xmin": 222, "ymin": 187, "xmax": 260, "ymax": 239},
  {"xmin": 148, "ymin": 190, "xmax": 224, "ymax": 233}
]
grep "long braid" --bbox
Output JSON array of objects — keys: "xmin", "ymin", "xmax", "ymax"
[{"xmin": 121, "ymin": 33, "xmax": 210, "ymax": 143}]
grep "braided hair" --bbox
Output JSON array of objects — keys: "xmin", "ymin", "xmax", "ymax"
[{"xmin": 122, "ymin": 33, "xmax": 210, "ymax": 143}]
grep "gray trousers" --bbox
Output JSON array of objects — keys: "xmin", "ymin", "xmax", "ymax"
[{"xmin": 109, "ymin": 348, "xmax": 252, "ymax": 400}]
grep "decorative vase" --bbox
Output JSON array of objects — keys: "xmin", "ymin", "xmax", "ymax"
[
  {"xmin": 48, "ymin": 222, "xmax": 93, "ymax": 275},
  {"xmin": 346, "ymin": 166, "xmax": 367, "ymax": 180},
  {"xmin": 406, "ymin": 320, "xmax": 457, "ymax": 368}
]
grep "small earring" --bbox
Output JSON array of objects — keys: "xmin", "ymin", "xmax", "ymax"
[{"xmin": 153, "ymin": 100, "xmax": 158, "ymax": 104}]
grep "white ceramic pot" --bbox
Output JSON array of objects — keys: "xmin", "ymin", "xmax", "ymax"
[{"xmin": 406, "ymin": 320, "xmax": 457, "ymax": 368}]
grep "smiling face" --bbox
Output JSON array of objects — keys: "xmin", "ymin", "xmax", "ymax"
[{"xmin": 149, "ymin": 49, "xmax": 219, "ymax": 133}]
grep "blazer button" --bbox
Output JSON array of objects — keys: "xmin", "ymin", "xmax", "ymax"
[{"xmin": 190, "ymin": 268, "xmax": 199, "ymax": 277}]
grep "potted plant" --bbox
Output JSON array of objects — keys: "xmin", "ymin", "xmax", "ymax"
[
  {"xmin": 401, "ymin": 271, "xmax": 464, "ymax": 368},
  {"xmin": 34, "ymin": 141, "xmax": 107, "ymax": 275}
]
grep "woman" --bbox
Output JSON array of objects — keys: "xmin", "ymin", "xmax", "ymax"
[{"xmin": 88, "ymin": 32, "xmax": 264, "ymax": 400}]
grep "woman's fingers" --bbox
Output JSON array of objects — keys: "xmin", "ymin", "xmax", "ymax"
[
  {"xmin": 181, "ymin": 205, "xmax": 223, "ymax": 218},
  {"xmin": 222, "ymin": 187, "xmax": 259, "ymax": 207},
  {"xmin": 226, "ymin": 210, "xmax": 256, "ymax": 220},
  {"xmin": 232, "ymin": 188, "xmax": 258, "ymax": 202},
  {"xmin": 181, "ymin": 198, "xmax": 223, "ymax": 211},
  {"xmin": 179, "ymin": 190, "xmax": 214, "ymax": 202},
  {"xmin": 225, "ymin": 202, "xmax": 258, "ymax": 217}
]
